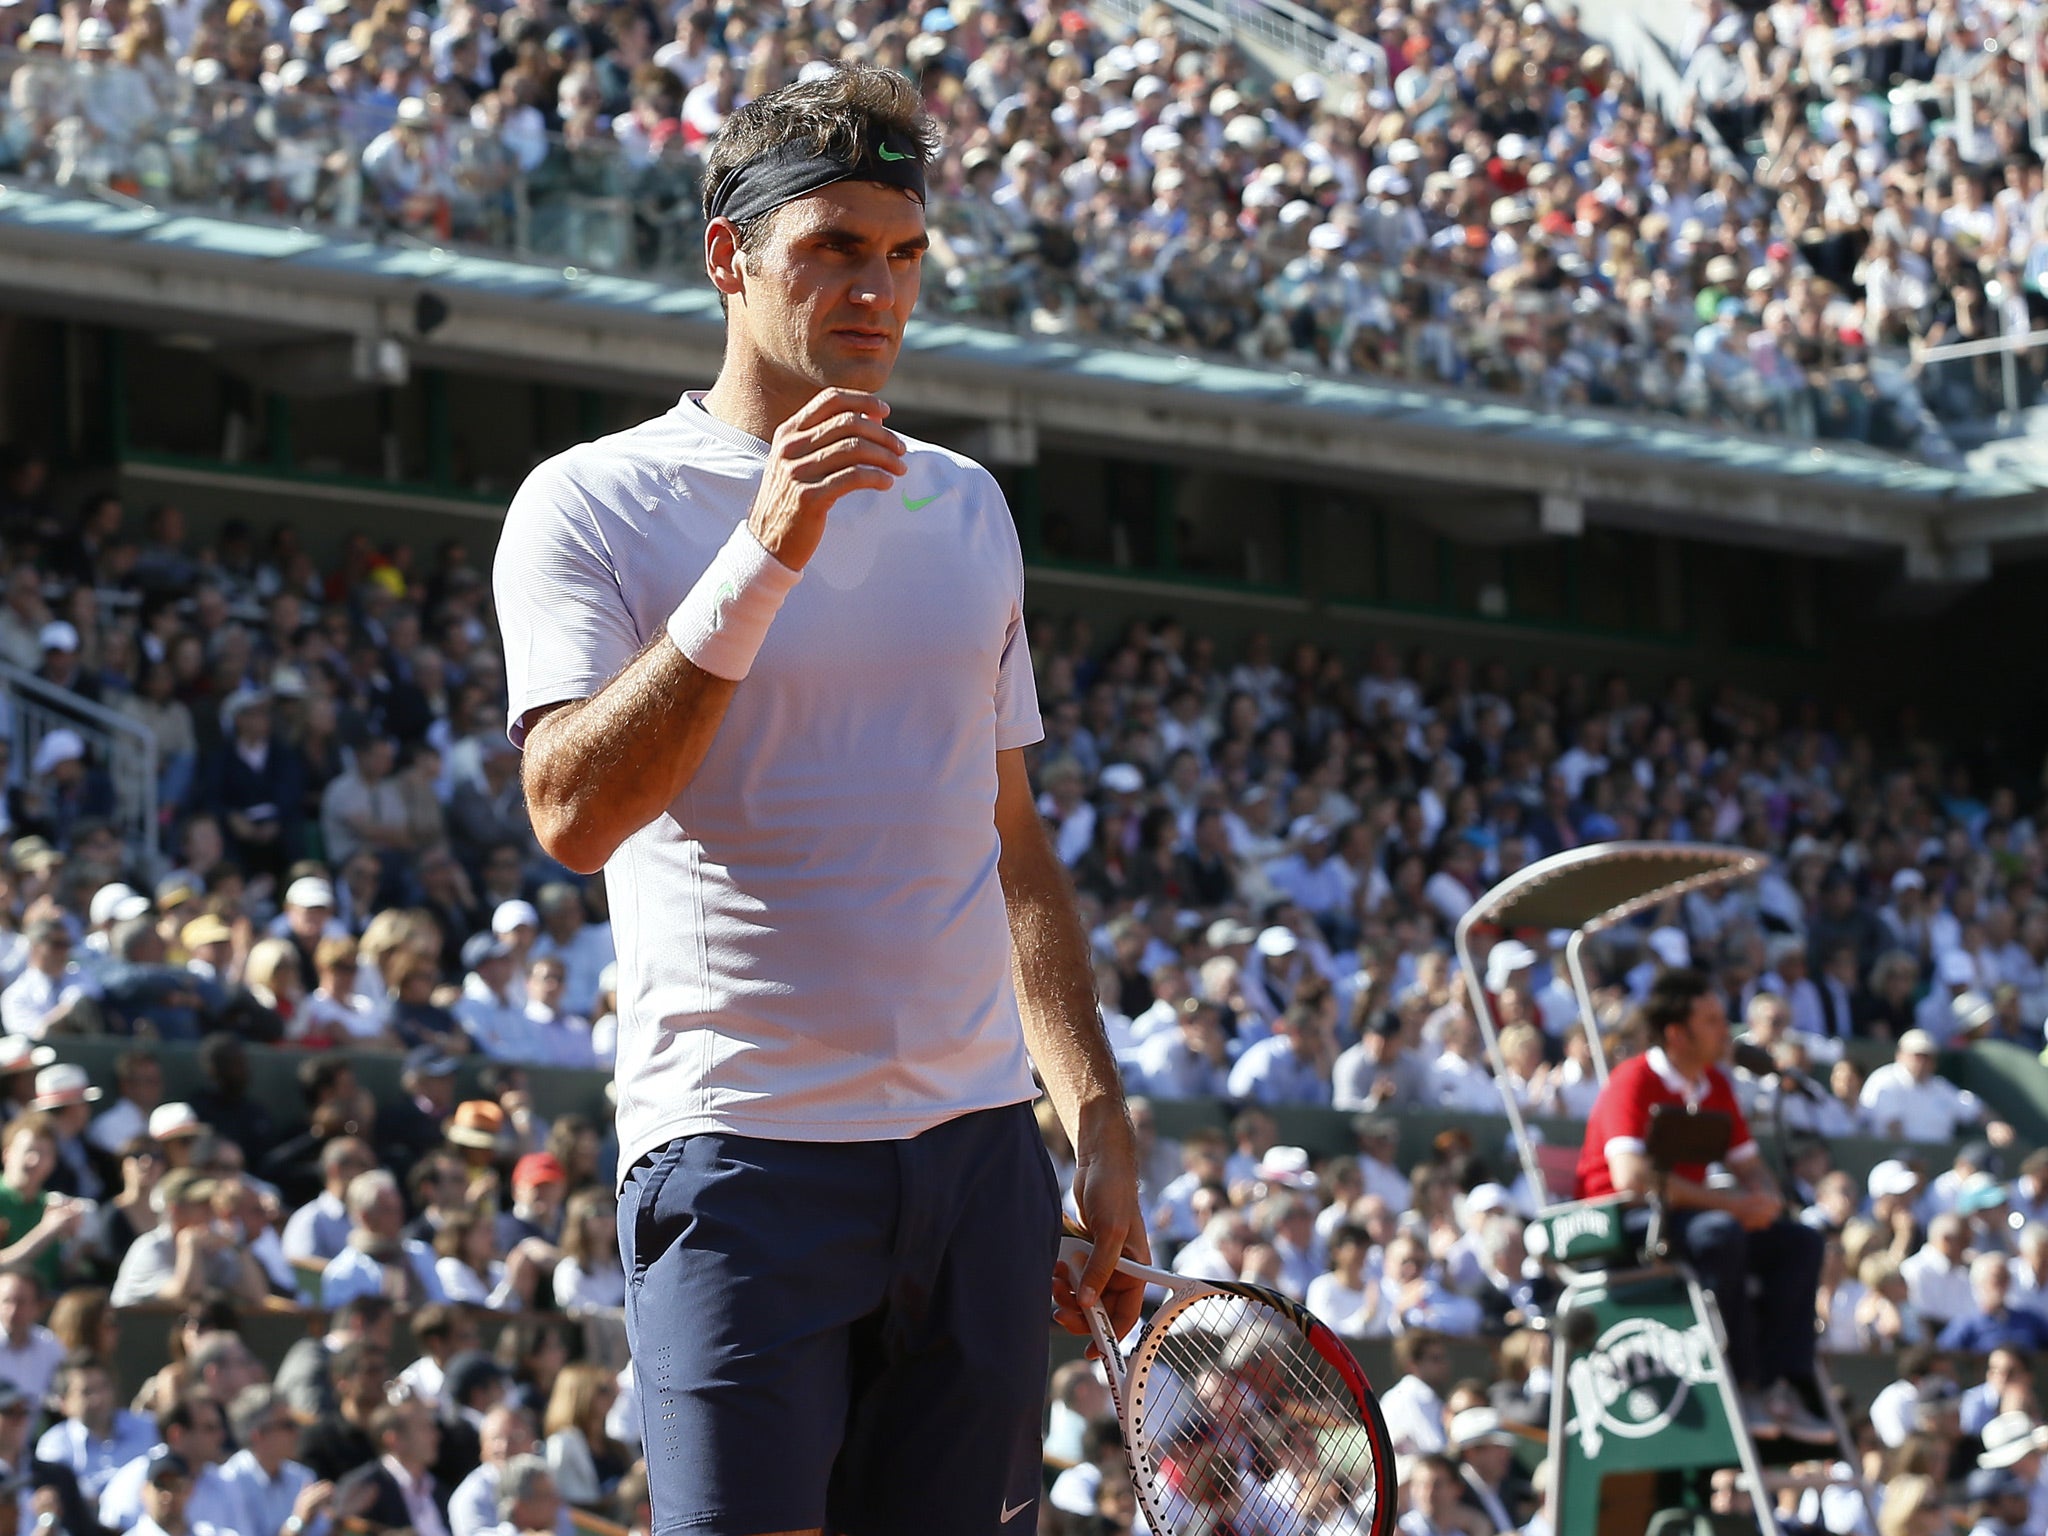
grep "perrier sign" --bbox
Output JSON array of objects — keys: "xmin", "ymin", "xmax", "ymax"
[{"xmin": 1551, "ymin": 1269, "xmax": 1745, "ymax": 1536}]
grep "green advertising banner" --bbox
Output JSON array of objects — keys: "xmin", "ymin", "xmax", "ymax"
[{"xmin": 1551, "ymin": 1268, "xmax": 1750, "ymax": 1536}]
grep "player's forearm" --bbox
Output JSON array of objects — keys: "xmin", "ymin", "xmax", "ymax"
[
  {"xmin": 521, "ymin": 639, "xmax": 738, "ymax": 875},
  {"xmin": 999, "ymin": 831, "xmax": 1127, "ymax": 1143}
]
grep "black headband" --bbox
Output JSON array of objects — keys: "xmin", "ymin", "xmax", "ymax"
[{"xmin": 709, "ymin": 133, "xmax": 928, "ymax": 225}]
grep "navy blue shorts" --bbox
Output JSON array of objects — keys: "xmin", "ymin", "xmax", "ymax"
[{"xmin": 617, "ymin": 1101, "xmax": 1060, "ymax": 1536}]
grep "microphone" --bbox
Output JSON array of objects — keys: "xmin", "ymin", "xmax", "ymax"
[{"xmin": 1731, "ymin": 1041, "xmax": 1818, "ymax": 1100}]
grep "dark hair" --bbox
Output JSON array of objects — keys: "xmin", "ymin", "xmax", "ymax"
[
  {"xmin": 298, "ymin": 1054, "xmax": 353, "ymax": 1105},
  {"xmin": 1394, "ymin": 1330, "xmax": 1447, "ymax": 1374},
  {"xmin": 332, "ymin": 1295, "xmax": 394, "ymax": 1334},
  {"xmin": 700, "ymin": 62, "xmax": 937, "ymax": 238},
  {"xmin": 1642, "ymin": 968, "xmax": 1713, "ymax": 1038},
  {"xmin": 162, "ymin": 1392, "xmax": 222, "ymax": 1437}
]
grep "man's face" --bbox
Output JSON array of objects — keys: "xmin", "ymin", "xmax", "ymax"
[
  {"xmin": 362, "ymin": 1187, "xmax": 405, "ymax": 1239},
  {"xmin": 2, "ymin": 1131, "xmax": 51, "ymax": 1192},
  {"xmin": 530, "ymin": 964, "xmax": 565, "ymax": 1010},
  {"xmin": 175, "ymin": 1404, "xmax": 225, "ymax": 1467},
  {"xmin": 142, "ymin": 1472, "xmax": 190, "ymax": 1529},
  {"xmin": 0, "ymin": 1276, "xmax": 37, "ymax": 1342},
  {"xmin": 1902, "ymin": 1045, "xmax": 1936, "ymax": 1082},
  {"xmin": 122, "ymin": 1060, "xmax": 164, "ymax": 1109},
  {"xmin": 388, "ymin": 1402, "xmax": 440, "ymax": 1469},
  {"xmin": 1680, "ymin": 993, "xmax": 1731, "ymax": 1064},
  {"xmin": 62, "ymin": 1367, "xmax": 113, "ymax": 1430},
  {"xmin": 517, "ymin": 1174, "xmax": 564, "ymax": 1220},
  {"xmin": 287, "ymin": 902, "xmax": 331, "ymax": 943},
  {"xmin": 513, "ymin": 1472, "xmax": 563, "ymax": 1531},
  {"xmin": 722, "ymin": 179, "xmax": 928, "ymax": 397},
  {"xmin": 1464, "ymin": 1441, "xmax": 1513, "ymax": 1487}
]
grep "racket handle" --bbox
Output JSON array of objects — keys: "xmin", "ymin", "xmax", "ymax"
[{"xmin": 1058, "ymin": 1234, "xmax": 1181, "ymax": 1293}]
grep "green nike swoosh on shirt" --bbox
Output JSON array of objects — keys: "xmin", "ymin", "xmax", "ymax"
[
  {"xmin": 876, "ymin": 144, "xmax": 910, "ymax": 161},
  {"xmin": 902, "ymin": 492, "xmax": 940, "ymax": 510}
]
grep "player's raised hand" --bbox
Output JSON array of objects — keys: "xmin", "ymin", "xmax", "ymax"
[{"xmin": 749, "ymin": 388, "xmax": 905, "ymax": 571}]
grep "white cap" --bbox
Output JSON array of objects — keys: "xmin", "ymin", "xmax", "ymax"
[
  {"xmin": 1132, "ymin": 74, "xmax": 1168, "ymax": 101},
  {"xmin": 1255, "ymin": 1146, "xmax": 1316, "ymax": 1186},
  {"xmin": 24, "ymin": 14, "xmax": 63, "ymax": 45},
  {"xmin": 89, "ymin": 884, "xmax": 149, "ymax": 927},
  {"xmin": 284, "ymin": 876, "xmax": 335, "ymax": 910},
  {"xmin": 1099, "ymin": 763, "xmax": 1144, "ymax": 795},
  {"xmin": 1255, "ymin": 925, "xmax": 1299, "ymax": 958},
  {"xmin": 75, "ymin": 16, "xmax": 111, "ymax": 46},
  {"xmin": 1465, "ymin": 1183, "xmax": 1514, "ymax": 1215},
  {"xmin": 1867, "ymin": 1158, "xmax": 1919, "ymax": 1198},
  {"xmin": 1497, "ymin": 132, "xmax": 1530, "ymax": 160},
  {"xmin": 1978, "ymin": 1412, "xmax": 2048, "ymax": 1469},
  {"xmin": 1279, "ymin": 199, "xmax": 1317, "ymax": 227},
  {"xmin": 1892, "ymin": 867, "xmax": 1926, "ymax": 892},
  {"xmin": 1486, "ymin": 939, "xmax": 1538, "ymax": 989},
  {"xmin": 1291, "ymin": 71, "xmax": 1324, "ymax": 102},
  {"xmin": 29, "ymin": 1064, "xmax": 101, "ymax": 1111},
  {"xmin": 1450, "ymin": 1405, "xmax": 1519, "ymax": 1449},
  {"xmin": 492, "ymin": 899, "xmax": 541, "ymax": 934},
  {"xmin": 1222, "ymin": 116, "xmax": 1267, "ymax": 150},
  {"xmin": 1387, "ymin": 139, "xmax": 1421, "ymax": 165},
  {"xmin": 31, "ymin": 730, "xmax": 84, "ymax": 776},
  {"xmin": 1365, "ymin": 165, "xmax": 1409, "ymax": 196},
  {"xmin": 289, "ymin": 6, "xmax": 327, "ymax": 30},
  {"xmin": 1097, "ymin": 105, "xmax": 1140, "ymax": 135},
  {"xmin": 1519, "ymin": 1, "xmax": 1546, "ymax": 22},
  {"xmin": 148, "ymin": 1103, "xmax": 204, "ymax": 1140},
  {"xmin": 395, "ymin": 95, "xmax": 430, "ymax": 125},
  {"xmin": 37, "ymin": 621, "xmax": 78, "ymax": 653},
  {"xmin": 1307, "ymin": 223, "xmax": 1347, "ymax": 251},
  {"xmin": 1711, "ymin": 14, "xmax": 1744, "ymax": 42},
  {"xmin": 1646, "ymin": 927, "xmax": 1691, "ymax": 968},
  {"xmin": 1448, "ymin": 152, "xmax": 1479, "ymax": 178}
]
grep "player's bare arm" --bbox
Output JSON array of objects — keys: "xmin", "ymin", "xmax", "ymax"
[
  {"xmin": 993, "ymin": 747, "xmax": 1148, "ymax": 1340},
  {"xmin": 522, "ymin": 387, "xmax": 905, "ymax": 874}
]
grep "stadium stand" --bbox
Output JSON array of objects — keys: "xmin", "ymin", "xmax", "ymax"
[
  {"xmin": 3, "ymin": 0, "xmax": 2048, "ymax": 1530},
  {"xmin": 0, "ymin": 0, "xmax": 2042, "ymax": 460}
]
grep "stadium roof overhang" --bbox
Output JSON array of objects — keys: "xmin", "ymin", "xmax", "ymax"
[{"xmin": 0, "ymin": 184, "xmax": 2037, "ymax": 579}]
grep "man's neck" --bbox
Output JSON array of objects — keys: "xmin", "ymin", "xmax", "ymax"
[{"xmin": 700, "ymin": 359, "xmax": 811, "ymax": 446}]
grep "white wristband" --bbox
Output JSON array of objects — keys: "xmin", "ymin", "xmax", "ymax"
[{"xmin": 666, "ymin": 524, "xmax": 802, "ymax": 681}]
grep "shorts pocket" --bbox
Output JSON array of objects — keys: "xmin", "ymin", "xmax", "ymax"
[{"xmin": 625, "ymin": 1140, "xmax": 689, "ymax": 1289}]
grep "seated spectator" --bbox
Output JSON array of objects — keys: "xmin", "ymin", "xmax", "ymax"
[
  {"xmin": 1472, "ymin": 1215, "xmax": 1555, "ymax": 1336},
  {"xmin": 86, "ymin": 1053, "xmax": 161, "ymax": 1160},
  {"xmin": 274, "ymin": 1299, "xmax": 392, "ymax": 1424},
  {"xmin": 1, "ymin": 921, "xmax": 99, "ymax": 1041},
  {"xmin": 296, "ymin": 940, "xmax": 396, "ymax": 1050},
  {"xmin": 1938, "ymin": 1254, "xmax": 2048, "ymax": 1354},
  {"xmin": 483, "ymin": 1455, "xmax": 562, "ymax": 1536},
  {"xmin": 109, "ymin": 1171, "xmax": 268, "ymax": 1310},
  {"xmin": 333, "ymin": 1398, "xmax": 442, "ymax": 1536},
  {"xmin": 494, "ymin": 1155, "xmax": 565, "ymax": 1253},
  {"xmin": 393, "ymin": 1310, "xmax": 483, "ymax": 1412},
  {"xmin": 1902, "ymin": 1214, "xmax": 1978, "ymax": 1334},
  {"xmin": 98, "ymin": 1395, "xmax": 237, "ymax": 1536},
  {"xmin": 0, "ymin": 1266, "xmax": 64, "ymax": 1407},
  {"xmin": 527, "ymin": 885, "xmax": 612, "ymax": 1022},
  {"xmin": 433, "ymin": 1214, "xmax": 531, "ymax": 1314},
  {"xmin": 549, "ymin": 1191, "xmax": 622, "ymax": 1316},
  {"xmin": 1854, "ymin": 1254, "xmax": 1930, "ymax": 1353},
  {"xmin": 518, "ymin": 959, "xmax": 594, "ymax": 1070},
  {"xmin": 1448, "ymin": 1407, "xmax": 1533, "ymax": 1534},
  {"xmin": 1225, "ymin": 1000, "xmax": 1333, "ymax": 1105},
  {"xmin": 1860, "ymin": 1030, "xmax": 2004, "ymax": 1143},
  {"xmin": 36, "ymin": 1353, "xmax": 157, "ymax": 1503},
  {"xmin": 1128, "ymin": 997, "xmax": 1233, "ymax": 1102},
  {"xmin": 1304, "ymin": 1224, "xmax": 1381, "ymax": 1339},
  {"xmin": 217, "ymin": 1385, "xmax": 332, "ymax": 1536},
  {"xmin": 293, "ymin": 1342, "xmax": 387, "ymax": 1485},
  {"xmin": 319, "ymin": 1169, "xmax": 445, "ymax": 1311},
  {"xmin": 539, "ymin": 1366, "xmax": 623, "ymax": 1511},
  {"xmin": 454, "ymin": 936, "xmax": 530, "ymax": 1061},
  {"xmin": 1383, "ymin": 1233, "xmax": 1483, "ymax": 1337},
  {"xmin": 279, "ymin": 1139, "xmax": 374, "ymax": 1267},
  {"xmin": 0, "ymin": 1116, "xmax": 94, "ymax": 1299},
  {"xmin": 449, "ymin": 1407, "xmax": 572, "ymax": 1536},
  {"xmin": 1332, "ymin": 1011, "xmax": 1428, "ymax": 1111},
  {"xmin": 1427, "ymin": 1011, "xmax": 1500, "ymax": 1114},
  {"xmin": 1960, "ymin": 1347, "xmax": 2033, "ymax": 1440},
  {"xmin": 1379, "ymin": 1330, "xmax": 1454, "ymax": 1456}
]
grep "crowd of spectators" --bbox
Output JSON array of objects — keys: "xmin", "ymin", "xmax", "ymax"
[
  {"xmin": 3, "ymin": 0, "xmax": 2046, "ymax": 458},
  {"xmin": 0, "ymin": 440, "xmax": 2043, "ymax": 1535}
]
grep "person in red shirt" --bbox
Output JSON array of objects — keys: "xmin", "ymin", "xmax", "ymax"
[{"xmin": 1574, "ymin": 969, "xmax": 1827, "ymax": 1443}]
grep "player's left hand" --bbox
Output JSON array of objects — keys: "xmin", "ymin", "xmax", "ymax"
[{"xmin": 1055, "ymin": 1099, "xmax": 1150, "ymax": 1346}]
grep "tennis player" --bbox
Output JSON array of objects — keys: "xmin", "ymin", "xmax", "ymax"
[{"xmin": 493, "ymin": 63, "xmax": 1148, "ymax": 1536}]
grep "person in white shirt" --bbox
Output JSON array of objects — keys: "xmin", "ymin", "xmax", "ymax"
[
  {"xmin": 526, "ymin": 885, "xmax": 614, "ymax": 1022},
  {"xmin": 280, "ymin": 1139, "xmax": 375, "ymax": 1267},
  {"xmin": 86, "ymin": 1050, "xmax": 159, "ymax": 1158},
  {"xmin": 0, "ymin": 920, "xmax": 98, "ymax": 1041},
  {"xmin": 1383, "ymin": 1234, "xmax": 1483, "ymax": 1337},
  {"xmin": 0, "ymin": 1266, "xmax": 64, "ymax": 1407},
  {"xmin": 452, "ymin": 937, "xmax": 533, "ymax": 1062},
  {"xmin": 36, "ymin": 1354, "xmax": 158, "ymax": 1502},
  {"xmin": 518, "ymin": 959, "xmax": 595, "ymax": 1071},
  {"xmin": 99, "ymin": 1396, "xmax": 241, "ymax": 1536},
  {"xmin": 336, "ymin": 1398, "xmax": 446, "ymax": 1536},
  {"xmin": 1305, "ymin": 1225, "xmax": 1382, "ymax": 1338},
  {"xmin": 1378, "ymin": 1331, "xmax": 1454, "ymax": 1455},
  {"xmin": 2009, "ymin": 1226, "xmax": 2048, "ymax": 1319},
  {"xmin": 1859, "ymin": 1030, "xmax": 2001, "ymax": 1143},
  {"xmin": 318, "ymin": 1170, "xmax": 445, "ymax": 1311},
  {"xmin": 1429, "ymin": 1011, "xmax": 1500, "ymax": 1113},
  {"xmin": 482, "ymin": 1455, "xmax": 561, "ymax": 1536},
  {"xmin": 1899, "ymin": 1213, "xmax": 1977, "ymax": 1332},
  {"xmin": 216, "ymin": 1386, "xmax": 332, "ymax": 1536},
  {"xmin": 549, "ymin": 1190, "xmax": 625, "ymax": 1315},
  {"xmin": 125, "ymin": 1447, "xmax": 233, "ymax": 1536},
  {"xmin": 297, "ymin": 939, "xmax": 396, "ymax": 1048}
]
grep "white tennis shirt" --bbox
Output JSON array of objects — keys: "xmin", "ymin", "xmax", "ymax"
[{"xmin": 495, "ymin": 393, "xmax": 1043, "ymax": 1176}]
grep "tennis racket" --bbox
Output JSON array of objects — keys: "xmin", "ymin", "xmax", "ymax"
[{"xmin": 1059, "ymin": 1234, "xmax": 1397, "ymax": 1536}]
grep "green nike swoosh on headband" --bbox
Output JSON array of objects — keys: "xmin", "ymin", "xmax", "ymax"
[
  {"xmin": 876, "ymin": 144, "xmax": 910, "ymax": 161},
  {"xmin": 902, "ymin": 491, "xmax": 939, "ymax": 510}
]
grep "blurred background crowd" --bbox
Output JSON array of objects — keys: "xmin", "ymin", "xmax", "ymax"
[
  {"xmin": 0, "ymin": 449, "xmax": 2020, "ymax": 1532},
  {"xmin": 2, "ymin": 0, "xmax": 2046, "ymax": 460}
]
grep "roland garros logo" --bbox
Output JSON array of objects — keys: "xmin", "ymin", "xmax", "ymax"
[{"xmin": 1566, "ymin": 1317, "xmax": 1722, "ymax": 1456}]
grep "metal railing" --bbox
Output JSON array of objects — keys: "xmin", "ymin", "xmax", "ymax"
[{"xmin": 0, "ymin": 660, "xmax": 158, "ymax": 862}]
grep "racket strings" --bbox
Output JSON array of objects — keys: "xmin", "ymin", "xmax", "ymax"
[{"xmin": 1126, "ymin": 1294, "xmax": 1383, "ymax": 1536}]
